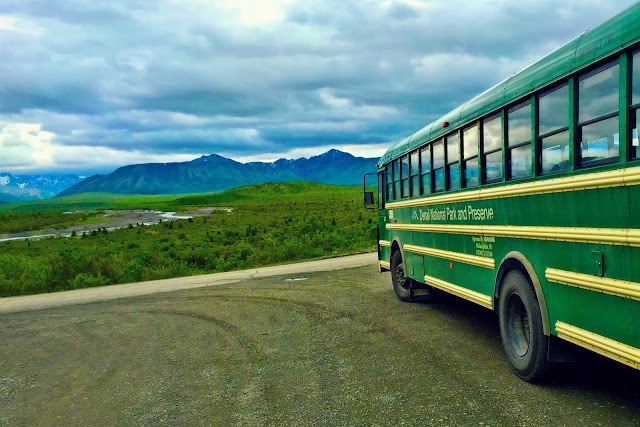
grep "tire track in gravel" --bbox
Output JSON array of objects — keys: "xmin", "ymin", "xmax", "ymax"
[
  {"xmin": 135, "ymin": 308, "xmax": 266, "ymax": 360},
  {"xmin": 131, "ymin": 294, "xmax": 529, "ymax": 425}
]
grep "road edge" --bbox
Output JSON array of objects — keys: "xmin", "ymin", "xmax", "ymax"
[{"xmin": 0, "ymin": 252, "xmax": 378, "ymax": 314}]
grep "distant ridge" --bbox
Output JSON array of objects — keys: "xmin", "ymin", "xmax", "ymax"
[
  {"xmin": 57, "ymin": 149, "xmax": 377, "ymax": 197},
  {"xmin": 0, "ymin": 173, "xmax": 82, "ymax": 201}
]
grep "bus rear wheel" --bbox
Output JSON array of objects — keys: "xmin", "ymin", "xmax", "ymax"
[
  {"xmin": 390, "ymin": 250, "xmax": 414, "ymax": 302},
  {"xmin": 498, "ymin": 269, "xmax": 549, "ymax": 382}
]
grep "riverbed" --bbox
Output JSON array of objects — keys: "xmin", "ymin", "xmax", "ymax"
[{"xmin": 0, "ymin": 207, "xmax": 232, "ymax": 242}]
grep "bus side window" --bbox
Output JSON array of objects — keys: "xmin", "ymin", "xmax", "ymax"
[
  {"xmin": 578, "ymin": 61, "xmax": 620, "ymax": 167},
  {"xmin": 539, "ymin": 84, "xmax": 570, "ymax": 174},
  {"xmin": 631, "ymin": 51, "xmax": 640, "ymax": 160},
  {"xmin": 410, "ymin": 151, "xmax": 420, "ymax": 197},
  {"xmin": 483, "ymin": 114, "xmax": 503, "ymax": 182},
  {"xmin": 385, "ymin": 165, "xmax": 393, "ymax": 201},
  {"xmin": 420, "ymin": 146, "xmax": 431, "ymax": 195},
  {"xmin": 432, "ymin": 141, "xmax": 445, "ymax": 192},
  {"xmin": 401, "ymin": 155, "xmax": 410, "ymax": 198},
  {"xmin": 508, "ymin": 101, "xmax": 532, "ymax": 180},
  {"xmin": 378, "ymin": 171, "xmax": 384, "ymax": 209},
  {"xmin": 463, "ymin": 124, "xmax": 479, "ymax": 187},
  {"xmin": 446, "ymin": 132, "xmax": 461, "ymax": 190},
  {"xmin": 393, "ymin": 159, "xmax": 401, "ymax": 200}
]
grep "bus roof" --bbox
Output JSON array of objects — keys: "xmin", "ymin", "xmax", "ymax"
[{"xmin": 378, "ymin": 2, "xmax": 640, "ymax": 168}]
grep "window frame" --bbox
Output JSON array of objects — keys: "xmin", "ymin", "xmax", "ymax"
[
  {"xmin": 393, "ymin": 159, "xmax": 401, "ymax": 200},
  {"xmin": 462, "ymin": 123, "xmax": 480, "ymax": 188},
  {"xmin": 576, "ymin": 59, "xmax": 621, "ymax": 168},
  {"xmin": 481, "ymin": 113, "xmax": 504, "ymax": 184},
  {"xmin": 400, "ymin": 155, "xmax": 410, "ymax": 199},
  {"xmin": 385, "ymin": 163, "xmax": 393, "ymax": 201},
  {"xmin": 630, "ymin": 49, "xmax": 640, "ymax": 161},
  {"xmin": 378, "ymin": 171, "xmax": 385, "ymax": 210},
  {"xmin": 420, "ymin": 145, "xmax": 432, "ymax": 195},
  {"xmin": 409, "ymin": 150, "xmax": 420, "ymax": 198},
  {"xmin": 537, "ymin": 82, "xmax": 571, "ymax": 175},
  {"xmin": 507, "ymin": 99, "xmax": 533, "ymax": 180},
  {"xmin": 446, "ymin": 130, "xmax": 461, "ymax": 191},
  {"xmin": 432, "ymin": 140, "xmax": 445, "ymax": 192}
]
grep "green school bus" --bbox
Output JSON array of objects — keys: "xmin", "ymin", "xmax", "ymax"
[{"xmin": 374, "ymin": 4, "xmax": 640, "ymax": 381}]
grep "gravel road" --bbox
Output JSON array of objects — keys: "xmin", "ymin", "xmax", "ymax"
[{"xmin": 0, "ymin": 255, "xmax": 638, "ymax": 426}]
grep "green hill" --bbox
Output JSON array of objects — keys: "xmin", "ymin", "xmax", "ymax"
[
  {"xmin": 57, "ymin": 150, "xmax": 376, "ymax": 197},
  {"xmin": 0, "ymin": 182, "xmax": 358, "ymax": 213}
]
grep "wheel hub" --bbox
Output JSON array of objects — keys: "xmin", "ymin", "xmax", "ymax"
[
  {"xmin": 506, "ymin": 293, "xmax": 531, "ymax": 357},
  {"xmin": 395, "ymin": 263, "xmax": 410, "ymax": 291}
]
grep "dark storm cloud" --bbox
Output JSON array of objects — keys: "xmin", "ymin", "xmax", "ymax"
[{"xmin": 0, "ymin": 0, "xmax": 637, "ymax": 173}]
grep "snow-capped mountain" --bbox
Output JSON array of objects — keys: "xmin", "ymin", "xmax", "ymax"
[{"xmin": 0, "ymin": 173, "xmax": 83, "ymax": 201}]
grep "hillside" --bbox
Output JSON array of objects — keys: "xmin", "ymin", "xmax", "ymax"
[{"xmin": 57, "ymin": 149, "xmax": 376, "ymax": 197}]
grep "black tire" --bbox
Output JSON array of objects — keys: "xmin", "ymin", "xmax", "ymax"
[
  {"xmin": 498, "ymin": 269, "xmax": 549, "ymax": 382},
  {"xmin": 390, "ymin": 250, "xmax": 414, "ymax": 302}
]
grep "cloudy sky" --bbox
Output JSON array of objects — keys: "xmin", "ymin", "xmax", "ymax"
[{"xmin": 0, "ymin": 0, "xmax": 637, "ymax": 175}]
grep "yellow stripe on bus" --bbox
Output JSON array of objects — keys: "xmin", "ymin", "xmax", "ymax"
[
  {"xmin": 379, "ymin": 261, "xmax": 391, "ymax": 270},
  {"xmin": 555, "ymin": 321, "xmax": 640, "ymax": 370},
  {"xmin": 546, "ymin": 268, "xmax": 640, "ymax": 301},
  {"xmin": 379, "ymin": 240, "xmax": 391, "ymax": 247},
  {"xmin": 424, "ymin": 275, "xmax": 493, "ymax": 309},
  {"xmin": 404, "ymin": 244, "xmax": 495, "ymax": 269},
  {"xmin": 386, "ymin": 166, "xmax": 640, "ymax": 209},
  {"xmin": 386, "ymin": 223, "xmax": 640, "ymax": 247}
]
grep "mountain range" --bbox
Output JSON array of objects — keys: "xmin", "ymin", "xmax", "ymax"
[
  {"xmin": 0, "ymin": 173, "xmax": 83, "ymax": 202},
  {"xmin": 57, "ymin": 149, "xmax": 377, "ymax": 197}
]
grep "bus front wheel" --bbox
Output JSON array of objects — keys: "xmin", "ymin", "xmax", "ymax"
[
  {"xmin": 390, "ymin": 250, "xmax": 414, "ymax": 302},
  {"xmin": 498, "ymin": 269, "xmax": 549, "ymax": 382}
]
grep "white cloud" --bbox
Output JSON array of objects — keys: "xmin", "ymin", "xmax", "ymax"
[
  {"xmin": 0, "ymin": 15, "xmax": 43, "ymax": 35},
  {"xmin": 0, "ymin": 122, "xmax": 203, "ymax": 173},
  {"xmin": 0, "ymin": 123, "xmax": 55, "ymax": 170},
  {"xmin": 215, "ymin": 0, "xmax": 296, "ymax": 27},
  {"xmin": 319, "ymin": 88, "xmax": 351, "ymax": 108}
]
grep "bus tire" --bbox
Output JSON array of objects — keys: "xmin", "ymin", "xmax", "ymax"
[
  {"xmin": 390, "ymin": 250, "xmax": 414, "ymax": 302},
  {"xmin": 498, "ymin": 269, "xmax": 549, "ymax": 382}
]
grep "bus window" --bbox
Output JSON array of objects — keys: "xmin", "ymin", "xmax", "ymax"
[
  {"xmin": 541, "ymin": 130, "xmax": 570, "ymax": 173},
  {"xmin": 385, "ymin": 165, "xmax": 393, "ymax": 201},
  {"xmin": 401, "ymin": 155, "xmax": 409, "ymax": 198},
  {"xmin": 446, "ymin": 132, "xmax": 460, "ymax": 190},
  {"xmin": 433, "ymin": 141, "xmax": 445, "ymax": 192},
  {"xmin": 483, "ymin": 115, "xmax": 503, "ymax": 182},
  {"xmin": 393, "ymin": 159, "xmax": 401, "ymax": 200},
  {"xmin": 420, "ymin": 146, "xmax": 431, "ymax": 195},
  {"xmin": 410, "ymin": 151, "xmax": 420, "ymax": 197},
  {"xmin": 463, "ymin": 125, "xmax": 479, "ymax": 187},
  {"xmin": 378, "ymin": 171, "xmax": 384, "ymax": 209},
  {"xmin": 632, "ymin": 52, "xmax": 640, "ymax": 159},
  {"xmin": 539, "ymin": 84, "xmax": 570, "ymax": 174},
  {"xmin": 508, "ymin": 102, "xmax": 532, "ymax": 179},
  {"xmin": 578, "ymin": 62, "xmax": 619, "ymax": 166}
]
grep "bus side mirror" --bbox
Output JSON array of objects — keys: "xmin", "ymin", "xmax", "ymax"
[
  {"xmin": 364, "ymin": 191, "xmax": 375, "ymax": 206},
  {"xmin": 363, "ymin": 172, "xmax": 378, "ymax": 209}
]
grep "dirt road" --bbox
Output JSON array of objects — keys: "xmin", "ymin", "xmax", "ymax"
[{"xmin": 1, "ymin": 256, "xmax": 638, "ymax": 426}]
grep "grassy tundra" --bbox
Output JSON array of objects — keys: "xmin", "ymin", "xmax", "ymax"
[{"xmin": 0, "ymin": 182, "xmax": 377, "ymax": 297}]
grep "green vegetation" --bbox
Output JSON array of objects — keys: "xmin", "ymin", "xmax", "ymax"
[
  {"xmin": 0, "ymin": 192, "xmax": 183, "ymax": 213},
  {"xmin": 0, "ymin": 182, "xmax": 377, "ymax": 297},
  {"xmin": 0, "ymin": 211, "xmax": 90, "ymax": 234}
]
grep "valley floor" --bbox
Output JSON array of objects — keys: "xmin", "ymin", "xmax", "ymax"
[{"xmin": 0, "ymin": 207, "xmax": 224, "ymax": 242}]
